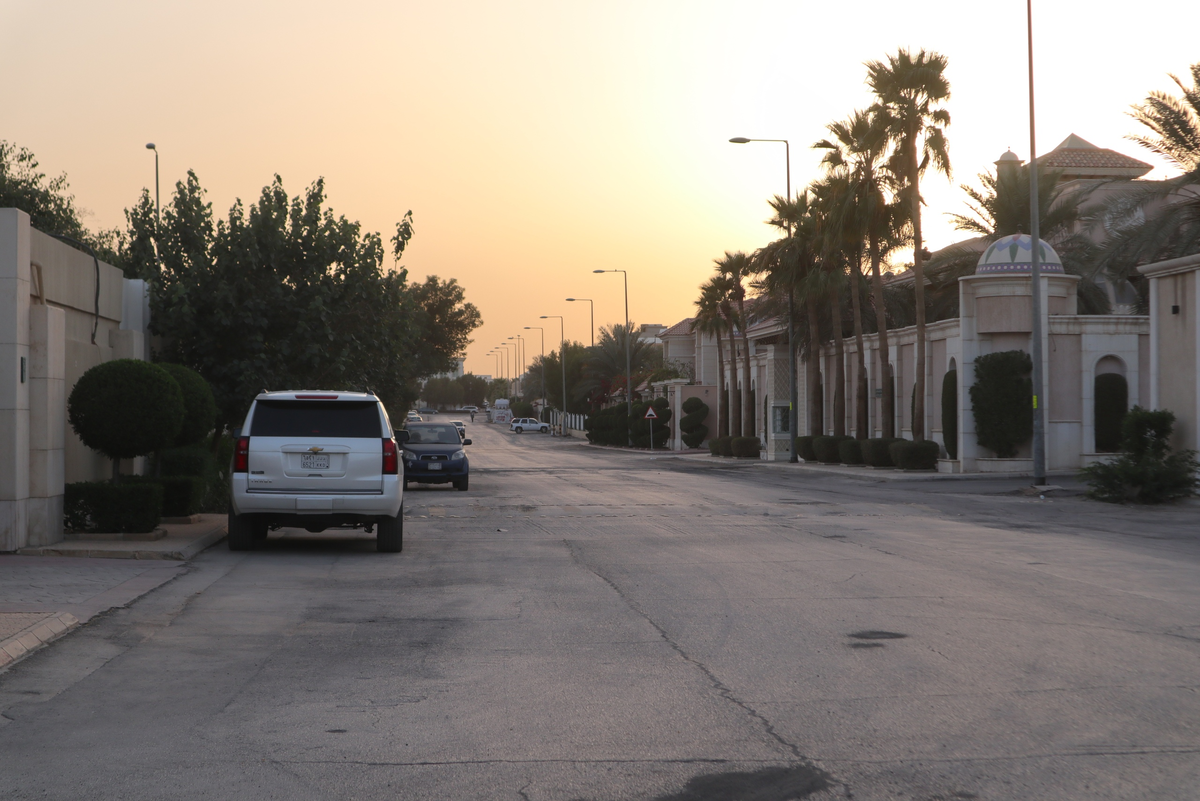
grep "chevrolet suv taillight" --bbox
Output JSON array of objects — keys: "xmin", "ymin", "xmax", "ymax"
[
  {"xmin": 234, "ymin": 436, "xmax": 250, "ymax": 473},
  {"xmin": 382, "ymin": 438, "xmax": 398, "ymax": 474}
]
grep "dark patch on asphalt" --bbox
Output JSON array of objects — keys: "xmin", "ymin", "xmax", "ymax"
[
  {"xmin": 638, "ymin": 765, "xmax": 830, "ymax": 801},
  {"xmin": 821, "ymin": 534, "xmax": 846, "ymax": 539},
  {"xmin": 325, "ymin": 729, "xmax": 347, "ymax": 733},
  {"xmin": 848, "ymin": 630, "xmax": 908, "ymax": 640},
  {"xmin": 848, "ymin": 642, "xmax": 885, "ymax": 649}
]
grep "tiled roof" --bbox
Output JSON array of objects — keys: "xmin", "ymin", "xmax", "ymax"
[
  {"xmin": 1039, "ymin": 134, "xmax": 1151, "ymax": 179},
  {"xmin": 660, "ymin": 317, "xmax": 696, "ymax": 338}
]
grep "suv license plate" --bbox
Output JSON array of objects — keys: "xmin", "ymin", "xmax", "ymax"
[
  {"xmin": 301, "ymin": 453, "xmax": 330, "ymax": 470},
  {"xmin": 428, "ymin": 463, "xmax": 441, "ymax": 470}
]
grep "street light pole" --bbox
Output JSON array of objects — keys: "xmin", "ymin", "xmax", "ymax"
[
  {"xmin": 525, "ymin": 326, "xmax": 546, "ymax": 420},
  {"xmin": 730, "ymin": 136, "xmax": 796, "ymax": 461},
  {"xmin": 145, "ymin": 143, "xmax": 160, "ymax": 224},
  {"xmin": 509, "ymin": 335, "xmax": 525, "ymax": 378},
  {"xmin": 1026, "ymin": 0, "xmax": 1046, "ymax": 487},
  {"xmin": 540, "ymin": 316, "xmax": 567, "ymax": 435},
  {"xmin": 594, "ymin": 269, "xmax": 631, "ymax": 446},
  {"xmin": 565, "ymin": 298, "xmax": 594, "ymax": 346}
]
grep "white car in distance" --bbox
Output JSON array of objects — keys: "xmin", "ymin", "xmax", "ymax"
[{"xmin": 510, "ymin": 417, "xmax": 549, "ymax": 434}]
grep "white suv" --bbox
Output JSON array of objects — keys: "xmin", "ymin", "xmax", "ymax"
[
  {"xmin": 229, "ymin": 391, "xmax": 407, "ymax": 552},
  {"xmin": 510, "ymin": 417, "xmax": 549, "ymax": 433}
]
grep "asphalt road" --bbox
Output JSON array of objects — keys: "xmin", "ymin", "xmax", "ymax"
[{"xmin": 2, "ymin": 416, "xmax": 1198, "ymax": 800}]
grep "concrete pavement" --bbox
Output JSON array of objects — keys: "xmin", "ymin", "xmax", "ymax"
[{"xmin": 1, "ymin": 417, "xmax": 1198, "ymax": 799}]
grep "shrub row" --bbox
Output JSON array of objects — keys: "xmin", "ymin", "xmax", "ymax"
[
  {"xmin": 64, "ymin": 482, "xmax": 163, "ymax": 534},
  {"xmin": 813, "ymin": 435, "xmax": 851, "ymax": 463},
  {"xmin": 709, "ymin": 436, "xmax": 760, "ymax": 457}
]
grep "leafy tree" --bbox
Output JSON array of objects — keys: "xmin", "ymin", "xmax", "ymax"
[
  {"xmin": 868, "ymin": 48, "xmax": 953, "ymax": 442},
  {"xmin": 409, "ymin": 276, "xmax": 482, "ymax": 378},
  {"xmin": 158, "ymin": 364, "xmax": 217, "ymax": 446},
  {"xmin": 0, "ymin": 140, "xmax": 122, "ymax": 267},
  {"xmin": 577, "ymin": 323, "xmax": 661, "ymax": 406},
  {"xmin": 538, "ymin": 342, "xmax": 589, "ymax": 413},
  {"xmin": 459, "ymin": 374, "xmax": 489, "ymax": 407}
]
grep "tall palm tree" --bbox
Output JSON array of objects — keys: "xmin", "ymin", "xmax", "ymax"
[
  {"xmin": 1095, "ymin": 62, "xmax": 1200, "ymax": 275},
  {"xmin": 867, "ymin": 48, "xmax": 952, "ymax": 442},
  {"xmin": 716, "ymin": 251, "xmax": 758, "ymax": 439},
  {"xmin": 815, "ymin": 108, "xmax": 906, "ymax": 438},
  {"xmin": 692, "ymin": 277, "xmax": 732, "ymax": 439}
]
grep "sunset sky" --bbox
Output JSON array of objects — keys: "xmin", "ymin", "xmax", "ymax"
[{"xmin": 4, "ymin": 1, "xmax": 1195, "ymax": 377}]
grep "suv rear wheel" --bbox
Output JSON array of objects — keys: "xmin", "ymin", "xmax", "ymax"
[
  {"xmin": 514, "ymin": 426, "xmax": 523, "ymax": 433},
  {"xmin": 377, "ymin": 511, "xmax": 403, "ymax": 552},
  {"xmin": 228, "ymin": 508, "xmax": 256, "ymax": 551}
]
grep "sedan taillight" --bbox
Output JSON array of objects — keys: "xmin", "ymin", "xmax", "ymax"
[
  {"xmin": 382, "ymin": 438, "xmax": 398, "ymax": 474},
  {"xmin": 234, "ymin": 436, "xmax": 250, "ymax": 473}
]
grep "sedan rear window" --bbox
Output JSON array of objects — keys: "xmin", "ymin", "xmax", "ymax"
[{"xmin": 250, "ymin": 401, "xmax": 382, "ymax": 438}]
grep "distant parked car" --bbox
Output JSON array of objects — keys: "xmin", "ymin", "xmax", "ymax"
[
  {"xmin": 450, "ymin": 420, "xmax": 466, "ymax": 438},
  {"xmin": 406, "ymin": 412, "xmax": 423, "ymax": 423},
  {"xmin": 418, "ymin": 407, "xmax": 437, "ymax": 415},
  {"xmin": 510, "ymin": 417, "xmax": 549, "ymax": 434}
]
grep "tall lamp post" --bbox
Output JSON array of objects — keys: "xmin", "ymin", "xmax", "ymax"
[
  {"xmin": 593, "ymin": 269, "xmax": 631, "ymax": 446},
  {"xmin": 730, "ymin": 136, "xmax": 796, "ymax": 462},
  {"xmin": 508, "ymin": 335, "xmax": 525, "ymax": 379},
  {"xmin": 525, "ymin": 326, "xmax": 546, "ymax": 419},
  {"xmin": 145, "ymin": 143, "xmax": 160, "ymax": 223},
  {"xmin": 565, "ymin": 298, "xmax": 594, "ymax": 345},
  {"xmin": 499, "ymin": 343, "xmax": 515, "ymax": 390},
  {"xmin": 540, "ymin": 315, "xmax": 567, "ymax": 436},
  {"xmin": 1025, "ymin": 0, "xmax": 1047, "ymax": 487}
]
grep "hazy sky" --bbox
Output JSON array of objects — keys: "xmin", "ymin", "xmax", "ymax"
[{"xmin": 4, "ymin": 1, "xmax": 1195, "ymax": 376}]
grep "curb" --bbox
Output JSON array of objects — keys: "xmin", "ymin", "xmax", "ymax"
[
  {"xmin": 0, "ymin": 611, "xmax": 80, "ymax": 670},
  {"xmin": 17, "ymin": 520, "xmax": 226, "ymax": 561}
]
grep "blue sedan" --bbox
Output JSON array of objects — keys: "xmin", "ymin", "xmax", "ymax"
[{"xmin": 402, "ymin": 423, "xmax": 471, "ymax": 491}]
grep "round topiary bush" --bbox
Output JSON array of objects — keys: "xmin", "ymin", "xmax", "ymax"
[
  {"xmin": 680, "ymin": 396, "xmax": 710, "ymax": 449},
  {"xmin": 838, "ymin": 438, "xmax": 864, "ymax": 465},
  {"xmin": 862, "ymin": 437, "xmax": 902, "ymax": 467},
  {"xmin": 890, "ymin": 439, "xmax": 940, "ymax": 470},
  {"xmin": 1094, "ymin": 373, "xmax": 1128, "ymax": 453},
  {"xmin": 68, "ymin": 359, "xmax": 185, "ymax": 479},
  {"xmin": 731, "ymin": 436, "xmax": 760, "ymax": 458},
  {"xmin": 795, "ymin": 436, "xmax": 817, "ymax": 462},
  {"xmin": 941, "ymin": 369, "xmax": 958, "ymax": 459},
  {"xmin": 158, "ymin": 364, "xmax": 217, "ymax": 447},
  {"xmin": 814, "ymin": 435, "xmax": 851, "ymax": 463},
  {"xmin": 969, "ymin": 350, "xmax": 1033, "ymax": 458},
  {"xmin": 717, "ymin": 436, "xmax": 734, "ymax": 457}
]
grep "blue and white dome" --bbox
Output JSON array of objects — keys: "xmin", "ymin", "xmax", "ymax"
[{"xmin": 976, "ymin": 234, "xmax": 1064, "ymax": 275}]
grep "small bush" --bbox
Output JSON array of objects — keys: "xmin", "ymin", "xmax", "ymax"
[
  {"xmin": 1082, "ymin": 406, "xmax": 1199, "ymax": 503},
  {"xmin": 708, "ymin": 438, "xmax": 722, "ymax": 456},
  {"xmin": 585, "ymin": 405, "xmax": 628, "ymax": 446},
  {"xmin": 158, "ymin": 364, "xmax": 217, "ymax": 447},
  {"xmin": 717, "ymin": 436, "xmax": 735, "ymax": 457},
  {"xmin": 862, "ymin": 437, "xmax": 903, "ymax": 467},
  {"xmin": 795, "ymin": 436, "xmax": 817, "ymax": 462},
  {"xmin": 970, "ymin": 350, "xmax": 1032, "ymax": 458},
  {"xmin": 890, "ymin": 439, "xmax": 940, "ymax": 470},
  {"xmin": 731, "ymin": 436, "xmax": 761, "ymax": 458},
  {"xmin": 941, "ymin": 369, "xmax": 958, "ymax": 459},
  {"xmin": 64, "ymin": 481, "xmax": 163, "ymax": 533},
  {"xmin": 68, "ymin": 359, "xmax": 185, "ymax": 481},
  {"xmin": 1094, "ymin": 373, "xmax": 1128, "ymax": 452},
  {"xmin": 814, "ymin": 435, "xmax": 851, "ymax": 463},
  {"xmin": 156, "ymin": 445, "xmax": 215, "ymax": 478},
  {"xmin": 159, "ymin": 477, "xmax": 207, "ymax": 516},
  {"xmin": 838, "ymin": 439, "xmax": 864, "ymax": 465},
  {"xmin": 680, "ymin": 396, "xmax": 710, "ymax": 449}
]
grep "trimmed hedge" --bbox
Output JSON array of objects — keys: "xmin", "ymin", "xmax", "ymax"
[
  {"xmin": 158, "ymin": 364, "xmax": 217, "ymax": 447},
  {"xmin": 838, "ymin": 438, "xmax": 864, "ymax": 465},
  {"xmin": 731, "ymin": 436, "xmax": 760, "ymax": 458},
  {"xmin": 632, "ymin": 398, "xmax": 672, "ymax": 449},
  {"xmin": 122, "ymin": 474, "xmax": 207, "ymax": 517},
  {"xmin": 942, "ymin": 369, "xmax": 958, "ymax": 459},
  {"xmin": 585, "ymin": 405, "xmax": 628, "ymax": 446},
  {"xmin": 64, "ymin": 481, "xmax": 163, "ymax": 533},
  {"xmin": 795, "ymin": 436, "xmax": 818, "ymax": 462},
  {"xmin": 717, "ymin": 436, "xmax": 734, "ymax": 457},
  {"xmin": 970, "ymin": 350, "xmax": 1032, "ymax": 458},
  {"xmin": 1094, "ymin": 373, "xmax": 1128, "ymax": 453},
  {"xmin": 889, "ymin": 439, "xmax": 940, "ymax": 470},
  {"xmin": 708, "ymin": 437, "xmax": 722, "ymax": 456},
  {"xmin": 68, "ymin": 359, "xmax": 185, "ymax": 464},
  {"xmin": 814, "ymin": 435, "xmax": 851, "ymax": 463},
  {"xmin": 157, "ymin": 445, "xmax": 215, "ymax": 478},
  {"xmin": 861, "ymin": 437, "xmax": 903, "ymax": 467},
  {"xmin": 680, "ymin": 396, "xmax": 710, "ymax": 449}
]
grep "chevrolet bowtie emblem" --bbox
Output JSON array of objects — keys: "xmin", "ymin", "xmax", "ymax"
[{"xmin": 308, "ymin": 446, "xmax": 324, "ymax": 453}]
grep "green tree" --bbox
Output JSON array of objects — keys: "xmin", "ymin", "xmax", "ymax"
[
  {"xmin": 578, "ymin": 322, "xmax": 660, "ymax": 406},
  {"xmin": 409, "ymin": 276, "xmax": 482, "ymax": 378},
  {"xmin": 458, "ymin": 374, "xmax": 489, "ymax": 407},
  {"xmin": 868, "ymin": 48, "xmax": 952, "ymax": 441},
  {"xmin": 539, "ymin": 342, "xmax": 589, "ymax": 413}
]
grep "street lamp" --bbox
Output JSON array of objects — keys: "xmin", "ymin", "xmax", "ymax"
[
  {"xmin": 540, "ymin": 315, "xmax": 568, "ymax": 436},
  {"xmin": 565, "ymin": 298, "xmax": 594, "ymax": 346},
  {"xmin": 594, "ymin": 269, "xmax": 631, "ymax": 446},
  {"xmin": 499, "ymin": 343, "xmax": 515, "ymax": 386},
  {"xmin": 1025, "ymin": 0, "xmax": 1047, "ymax": 487},
  {"xmin": 524, "ymin": 326, "xmax": 545, "ymax": 420},
  {"xmin": 144, "ymin": 143, "xmax": 160, "ymax": 224},
  {"xmin": 729, "ymin": 136, "xmax": 797, "ymax": 461},
  {"xmin": 508, "ymin": 335, "xmax": 525, "ymax": 378}
]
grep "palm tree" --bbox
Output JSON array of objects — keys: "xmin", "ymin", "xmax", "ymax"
[
  {"xmin": 867, "ymin": 48, "xmax": 952, "ymax": 442},
  {"xmin": 693, "ymin": 275, "xmax": 733, "ymax": 439},
  {"xmin": 1095, "ymin": 62, "xmax": 1200, "ymax": 275},
  {"xmin": 715, "ymin": 251, "xmax": 758, "ymax": 438},
  {"xmin": 578, "ymin": 322, "xmax": 658, "ymax": 405},
  {"xmin": 815, "ymin": 108, "xmax": 906, "ymax": 438}
]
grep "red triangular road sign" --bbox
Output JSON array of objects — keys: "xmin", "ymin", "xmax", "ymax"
[{"xmin": 644, "ymin": 407, "xmax": 657, "ymax": 419}]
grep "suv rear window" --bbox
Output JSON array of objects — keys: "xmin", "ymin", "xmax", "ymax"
[{"xmin": 250, "ymin": 401, "xmax": 382, "ymax": 438}]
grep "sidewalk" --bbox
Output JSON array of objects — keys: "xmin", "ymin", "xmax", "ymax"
[{"xmin": 0, "ymin": 514, "xmax": 226, "ymax": 671}]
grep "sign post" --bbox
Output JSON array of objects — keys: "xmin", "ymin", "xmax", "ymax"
[{"xmin": 644, "ymin": 406, "xmax": 657, "ymax": 451}]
